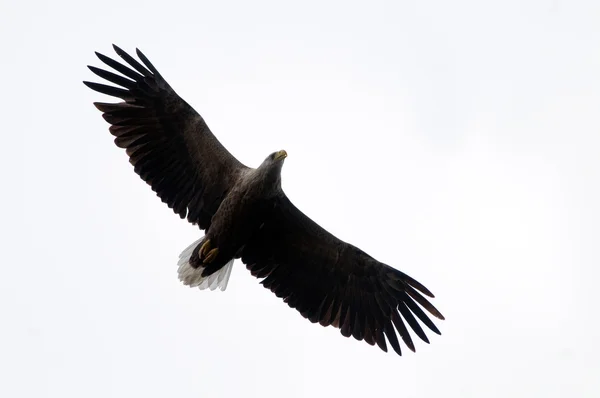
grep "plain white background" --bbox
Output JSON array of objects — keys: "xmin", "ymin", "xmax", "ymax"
[{"xmin": 2, "ymin": 0, "xmax": 599, "ymax": 397}]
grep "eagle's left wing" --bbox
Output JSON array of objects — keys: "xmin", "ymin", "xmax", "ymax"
[{"xmin": 241, "ymin": 195, "xmax": 444, "ymax": 356}]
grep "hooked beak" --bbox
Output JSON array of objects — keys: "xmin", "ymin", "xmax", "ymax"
[{"xmin": 274, "ymin": 150, "xmax": 287, "ymax": 161}]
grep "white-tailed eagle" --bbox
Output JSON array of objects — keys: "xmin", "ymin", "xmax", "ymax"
[{"xmin": 84, "ymin": 45, "xmax": 444, "ymax": 356}]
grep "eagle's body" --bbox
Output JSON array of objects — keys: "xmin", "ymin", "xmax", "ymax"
[
  {"xmin": 189, "ymin": 155, "xmax": 286, "ymax": 277},
  {"xmin": 84, "ymin": 45, "xmax": 445, "ymax": 356}
]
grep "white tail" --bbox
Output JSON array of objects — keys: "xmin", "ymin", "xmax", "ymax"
[{"xmin": 177, "ymin": 237, "xmax": 234, "ymax": 291}]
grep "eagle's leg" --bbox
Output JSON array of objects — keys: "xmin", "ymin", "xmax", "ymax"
[
  {"xmin": 199, "ymin": 239, "xmax": 212, "ymax": 257},
  {"xmin": 203, "ymin": 248, "xmax": 219, "ymax": 264}
]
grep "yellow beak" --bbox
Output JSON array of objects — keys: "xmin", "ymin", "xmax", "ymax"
[{"xmin": 274, "ymin": 150, "xmax": 287, "ymax": 161}]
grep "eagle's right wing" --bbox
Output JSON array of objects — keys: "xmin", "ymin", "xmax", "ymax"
[{"xmin": 84, "ymin": 45, "xmax": 248, "ymax": 229}]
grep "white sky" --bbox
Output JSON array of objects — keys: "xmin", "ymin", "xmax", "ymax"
[{"xmin": 2, "ymin": 0, "xmax": 599, "ymax": 397}]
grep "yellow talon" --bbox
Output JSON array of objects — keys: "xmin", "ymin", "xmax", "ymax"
[
  {"xmin": 204, "ymin": 248, "xmax": 219, "ymax": 264},
  {"xmin": 199, "ymin": 239, "xmax": 211, "ymax": 257}
]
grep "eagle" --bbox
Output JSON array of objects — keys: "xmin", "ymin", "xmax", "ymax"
[{"xmin": 84, "ymin": 45, "xmax": 444, "ymax": 356}]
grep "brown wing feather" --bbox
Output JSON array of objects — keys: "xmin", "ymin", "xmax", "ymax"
[
  {"xmin": 241, "ymin": 195, "xmax": 444, "ymax": 356},
  {"xmin": 84, "ymin": 45, "xmax": 248, "ymax": 229}
]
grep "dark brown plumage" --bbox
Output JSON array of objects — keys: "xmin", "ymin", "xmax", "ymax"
[
  {"xmin": 85, "ymin": 46, "xmax": 247, "ymax": 229},
  {"xmin": 85, "ymin": 45, "xmax": 444, "ymax": 357}
]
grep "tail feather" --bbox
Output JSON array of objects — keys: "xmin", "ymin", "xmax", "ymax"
[{"xmin": 177, "ymin": 237, "xmax": 233, "ymax": 291}]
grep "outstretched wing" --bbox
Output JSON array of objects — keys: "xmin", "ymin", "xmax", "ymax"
[
  {"xmin": 84, "ymin": 45, "xmax": 248, "ymax": 229},
  {"xmin": 242, "ymin": 195, "xmax": 444, "ymax": 356}
]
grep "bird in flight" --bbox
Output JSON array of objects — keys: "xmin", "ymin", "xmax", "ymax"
[{"xmin": 84, "ymin": 45, "xmax": 445, "ymax": 356}]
